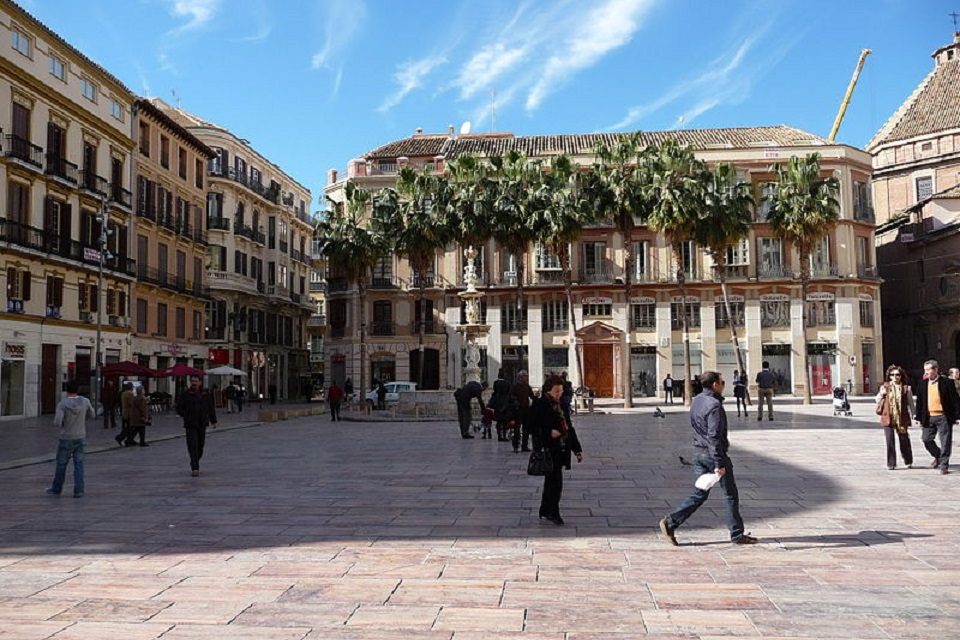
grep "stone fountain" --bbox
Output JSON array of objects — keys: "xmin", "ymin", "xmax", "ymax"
[{"xmin": 456, "ymin": 246, "xmax": 490, "ymax": 383}]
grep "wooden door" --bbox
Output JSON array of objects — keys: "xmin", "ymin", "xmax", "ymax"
[
  {"xmin": 583, "ymin": 344, "xmax": 614, "ymax": 397},
  {"xmin": 41, "ymin": 344, "xmax": 59, "ymax": 414}
]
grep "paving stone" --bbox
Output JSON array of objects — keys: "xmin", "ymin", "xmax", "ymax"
[{"xmin": 345, "ymin": 604, "xmax": 440, "ymax": 628}]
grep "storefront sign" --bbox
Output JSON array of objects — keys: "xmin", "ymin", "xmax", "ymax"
[
  {"xmin": 671, "ymin": 295, "xmax": 699, "ymax": 303},
  {"xmin": 858, "ymin": 293, "xmax": 874, "ymax": 301},
  {"xmin": 760, "ymin": 294, "xmax": 790, "ymax": 302},
  {"xmin": 166, "ymin": 343, "xmax": 183, "ymax": 356},
  {"xmin": 583, "ymin": 296, "xmax": 612, "ymax": 305},
  {"xmin": 83, "ymin": 248, "xmax": 101, "ymax": 263},
  {"xmin": 806, "ymin": 292, "xmax": 835, "ymax": 301},
  {"xmin": 725, "ymin": 295, "xmax": 745, "ymax": 302},
  {"xmin": 208, "ymin": 349, "xmax": 230, "ymax": 365},
  {"xmin": 630, "ymin": 296, "xmax": 656, "ymax": 305},
  {"xmin": 2, "ymin": 343, "xmax": 26, "ymax": 360}
]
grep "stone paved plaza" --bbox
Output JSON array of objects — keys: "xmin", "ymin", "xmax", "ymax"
[{"xmin": 0, "ymin": 400, "xmax": 957, "ymax": 639}]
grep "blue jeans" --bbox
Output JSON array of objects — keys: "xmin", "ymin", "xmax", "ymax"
[
  {"xmin": 666, "ymin": 452, "xmax": 744, "ymax": 540},
  {"xmin": 50, "ymin": 438, "xmax": 85, "ymax": 496}
]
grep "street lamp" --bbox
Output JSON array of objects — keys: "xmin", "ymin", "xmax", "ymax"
[{"xmin": 93, "ymin": 195, "xmax": 111, "ymax": 414}]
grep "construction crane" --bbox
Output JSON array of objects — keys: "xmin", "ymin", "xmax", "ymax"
[{"xmin": 828, "ymin": 48, "xmax": 872, "ymax": 141}]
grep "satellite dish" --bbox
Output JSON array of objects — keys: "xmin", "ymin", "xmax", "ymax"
[{"xmin": 460, "ymin": 121, "xmax": 472, "ymax": 135}]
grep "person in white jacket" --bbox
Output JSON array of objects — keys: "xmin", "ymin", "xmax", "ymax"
[{"xmin": 46, "ymin": 380, "xmax": 95, "ymax": 497}]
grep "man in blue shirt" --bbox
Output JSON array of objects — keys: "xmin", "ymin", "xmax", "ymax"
[{"xmin": 755, "ymin": 361, "xmax": 776, "ymax": 421}]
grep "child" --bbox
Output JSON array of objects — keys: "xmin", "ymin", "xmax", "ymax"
[{"xmin": 480, "ymin": 407, "xmax": 495, "ymax": 439}]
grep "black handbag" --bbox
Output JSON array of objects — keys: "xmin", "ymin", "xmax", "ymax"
[{"xmin": 527, "ymin": 449, "xmax": 553, "ymax": 476}]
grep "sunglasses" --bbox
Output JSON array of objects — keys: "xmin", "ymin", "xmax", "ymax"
[{"xmin": 889, "ymin": 373, "xmax": 901, "ymax": 378}]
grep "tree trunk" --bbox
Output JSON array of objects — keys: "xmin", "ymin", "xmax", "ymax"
[
  {"xmin": 562, "ymin": 250, "xmax": 585, "ymax": 389},
  {"xmin": 517, "ymin": 249, "xmax": 526, "ymax": 377},
  {"xmin": 358, "ymin": 278, "xmax": 367, "ymax": 408},
  {"xmin": 417, "ymin": 278, "xmax": 426, "ymax": 390},
  {"xmin": 622, "ymin": 228, "xmax": 634, "ymax": 408},
  {"xmin": 799, "ymin": 249, "xmax": 812, "ymax": 405},
  {"xmin": 676, "ymin": 246, "xmax": 693, "ymax": 406},
  {"xmin": 716, "ymin": 256, "xmax": 748, "ymax": 389}
]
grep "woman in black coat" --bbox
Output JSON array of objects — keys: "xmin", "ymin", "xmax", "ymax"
[{"xmin": 531, "ymin": 374, "xmax": 583, "ymax": 526}]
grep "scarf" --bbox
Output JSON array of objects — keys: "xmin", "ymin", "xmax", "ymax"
[{"xmin": 888, "ymin": 383, "xmax": 907, "ymax": 434}]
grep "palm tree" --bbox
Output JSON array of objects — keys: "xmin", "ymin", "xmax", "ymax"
[
  {"xmin": 318, "ymin": 181, "xmax": 391, "ymax": 396},
  {"xmin": 766, "ymin": 153, "xmax": 840, "ymax": 404},
  {"xmin": 695, "ymin": 162, "xmax": 754, "ymax": 385},
  {"xmin": 588, "ymin": 133, "xmax": 657, "ymax": 407},
  {"xmin": 647, "ymin": 140, "xmax": 708, "ymax": 405},
  {"xmin": 489, "ymin": 151, "xmax": 542, "ymax": 367},
  {"xmin": 539, "ymin": 154, "xmax": 597, "ymax": 388},
  {"xmin": 386, "ymin": 167, "xmax": 451, "ymax": 389}
]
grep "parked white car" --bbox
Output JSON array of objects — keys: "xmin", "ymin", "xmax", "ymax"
[{"xmin": 366, "ymin": 381, "xmax": 417, "ymax": 407}]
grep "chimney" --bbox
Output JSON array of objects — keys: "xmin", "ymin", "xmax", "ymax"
[
  {"xmin": 327, "ymin": 168, "xmax": 338, "ymax": 185},
  {"xmin": 448, "ymin": 124, "xmax": 455, "ymax": 137}
]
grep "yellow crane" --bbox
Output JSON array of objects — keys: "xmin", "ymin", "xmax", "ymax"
[{"xmin": 828, "ymin": 48, "xmax": 872, "ymax": 141}]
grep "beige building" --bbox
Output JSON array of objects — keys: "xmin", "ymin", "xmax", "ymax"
[
  {"xmin": 130, "ymin": 99, "xmax": 213, "ymax": 395},
  {"xmin": 871, "ymin": 32, "xmax": 960, "ymax": 373},
  {"xmin": 157, "ymin": 101, "xmax": 315, "ymax": 401},
  {"xmin": 1, "ymin": 1, "xmax": 135, "ymax": 418},
  {"xmin": 325, "ymin": 126, "xmax": 880, "ymax": 398},
  {"xmin": 306, "ymin": 233, "xmax": 327, "ymax": 390}
]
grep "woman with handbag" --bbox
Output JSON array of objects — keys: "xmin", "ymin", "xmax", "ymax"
[
  {"xmin": 530, "ymin": 374, "xmax": 583, "ymax": 526},
  {"xmin": 875, "ymin": 364, "xmax": 915, "ymax": 470}
]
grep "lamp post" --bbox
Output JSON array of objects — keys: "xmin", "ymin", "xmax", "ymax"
[{"xmin": 93, "ymin": 195, "xmax": 110, "ymax": 413}]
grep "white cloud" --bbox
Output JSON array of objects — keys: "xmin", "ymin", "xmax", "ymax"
[
  {"xmin": 311, "ymin": 0, "xmax": 367, "ymax": 70},
  {"xmin": 525, "ymin": 0, "xmax": 655, "ymax": 111},
  {"xmin": 167, "ymin": 0, "xmax": 220, "ymax": 34},
  {"xmin": 378, "ymin": 55, "xmax": 448, "ymax": 112},
  {"xmin": 455, "ymin": 43, "xmax": 528, "ymax": 100}
]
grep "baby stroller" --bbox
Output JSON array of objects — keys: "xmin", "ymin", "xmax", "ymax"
[{"xmin": 832, "ymin": 386, "xmax": 852, "ymax": 416}]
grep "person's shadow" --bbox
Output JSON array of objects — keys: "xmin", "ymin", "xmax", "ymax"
[{"xmin": 692, "ymin": 530, "xmax": 932, "ymax": 550}]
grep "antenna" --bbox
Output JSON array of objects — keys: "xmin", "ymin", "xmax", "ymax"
[
  {"xmin": 171, "ymin": 89, "xmax": 181, "ymax": 108},
  {"xmin": 952, "ymin": 11, "xmax": 960, "ymax": 31},
  {"xmin": 460, "ymin": 121, "xmax": 472, "ymax": 135},
  {"xmin": 489, "ymin": 88, "xmax": 497, "ymax": 132}
]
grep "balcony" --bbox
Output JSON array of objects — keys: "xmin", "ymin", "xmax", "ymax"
[
  {"xmin": 757, "ymin": 264, "xmax": 790, "ymax": 279},
  {"xmin": 370, "ymin": 321, "xmax": 396, "ymax": 336},
  {"xmin": 290, "ymin": 291, "xmax": 302, "ymax": 304},
  {"xmin": 4, "ymin": 134, "xmax": 43, "ymax": 169},
  {"xmin": 667, "ymin": 268, "xmax": 705, "ymax": 283},
  {"xmin": 291, "ymin": 249, "xmax": 305, "ymax": 263},
  {"xmin": 79, "ymin": 170, "xmax": 108, "ymax": 196},
  {"xmin": 370, "ymin": 276, "xmax": 400, "ymax": 289},
  {"xmin": 279, "ymin": 240, "xmax": 289, "ymax": 254},
  {"xmin": 45, "ymin": 155, "xmax": 78, "ymax": 184},
  {"xmin": 137, "ymin": 265, "xmax": 205, "ymax": 296},
  {"xmin": 633, "ymin": 269, "xmax": 657, "ymax": 283},
  {"xmin": 282, "ymin": 192, "xmax": 295, "ymax": 206},
  {"xmin": 110, "ymin": 185, "xmax": 132, "ymax": 208},
  {"xmin": 309, "ymin": 281, "xmax": 327, "ymax": 292},
  {"xmin": 327, "ymin": 277, "xmax": 349, "ymax": 292},
  {"xmin": 267, "ymin": 284, "xmax": 290, "ymax": 299},
  {"xmin": 810, "ymin": 264, "xmax": 840, "ymax": 279},
  {"xmin": 853, "ymin": 205, "xmax": 875, "ymax": 224},
  {"xmin": 0, "ymin": 218, "xmax": 135, "ymax": 276},
  {"xmin": 207, "ymin": 217, "xmax": 231, "ymax": 231},
  {"xmin": 716, "ymin": 264, "xmax": 750, "ymax": 280},
  {"xmin": 578, "ymin": 261, "xmax": 616, "ymax": 284},
  {"xmin": 857, "ymin": 264, "xmax": 879, "ymax": 279},
  {"xmin": 306, "ymin": 314, "xmax": 327, "ymax": 327},
  {"xmin": 108, "ymin": 315, "xmax": 130, "ymax": 328},
  {"xmin": 137, "ymin": 199, "xmax": 156, "ymax": 221},
  {"xmin": 207, "ymin": 270, "xmax": 258, "ymax": 294},
  {"xmin": 415, "ymin": 321, "xmax": 447, "ymax": 335},
  {"xmin": 535, "ymin": 270, "xmax": 565, "ymax": 285}
]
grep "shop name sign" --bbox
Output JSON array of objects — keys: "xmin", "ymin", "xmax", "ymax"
[
  {"xmin": 3, "ymin": 343, "xmax": 26, "ymax": 360},
  {"xmin": 582, "ymin": 296, "xmax": 612, "ymax": 305},
  {"xmin": 806, "ymin": 292, "xmax": 835, "ymax": 302},
  {"xmin": 630, "ymin": 296, "xmax": 656, "ymax": 305},
  {"xmin": 760, "ymin": 294, "xmax": 790, "ymax": 302}
]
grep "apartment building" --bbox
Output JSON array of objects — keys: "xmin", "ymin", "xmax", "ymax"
[
  {"xmin": 324, "ymin": 125, "xmax": 880, "ymax": 398},
  {"xmin": 157, "ymin": 101, "xmax": 314, "ymax": 401},
  {"xmin": 1, "ymin": 2, "xmax": 135, "ymax": 418},
  {"xmin": 306, "ymin": 231, "xmax": 327, "ymax": 390},
  {"xmin": 130, "ymin": 99, "xmax": 213, "ymax": 395},
  {"xmin": 871, "ymin": 32, "xmax": 960, "ymax": 373}
]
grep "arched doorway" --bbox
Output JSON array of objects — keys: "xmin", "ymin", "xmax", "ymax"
[
  {"xmin": 575, "ymin": 321, "xmax": 623, "ymax": 398},
  {"xmin": 409, "ymin": 348, "xmax": 440, "ymax": 389}
]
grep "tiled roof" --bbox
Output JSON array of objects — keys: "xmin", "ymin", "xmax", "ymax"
[
  {"xmin": 868, "ymin": 58, "xmax": 960, "ymax": 149},
  {"xmin": 362, "ymin": 126, "xmax": 830, "ymax": 161}
]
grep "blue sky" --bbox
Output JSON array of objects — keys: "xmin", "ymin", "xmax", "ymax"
[{"xmin": 20, "ymin": 0, "xmax": 957, "ymax": 209}]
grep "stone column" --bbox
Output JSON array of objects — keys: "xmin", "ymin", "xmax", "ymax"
[
  {"xmin": 790, "ymin": 297, "xmax": 806, "ymax": 397},
  {"xmin": 527, "ymin": 299, "xmax": 544, "ymax": 384}
]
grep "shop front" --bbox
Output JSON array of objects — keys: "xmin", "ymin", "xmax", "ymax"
[
  {"xmin": 761, "ymin": 343, "xmax": 793, "ymax": 394},
  {"xmin": 630, "ymin": 345, "xmax": 657, "ymax": 397},
  {"xmin": 808, "ymin": 342, "xmax": 838, "ymax": 395},
  {"xmin": 1, "ymin": 342, "xmax": 26, "ymax": 418}
]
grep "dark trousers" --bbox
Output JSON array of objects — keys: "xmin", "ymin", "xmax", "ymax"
[
  {"xmin": 922, "ymin": 415, "xmax": 953, "ymax": 468},
  {"xmin": 540, "ymin": 460, "xmax": 563, "ymax": 518},
  {"xmin": 735, "ymin": 393, "xmax": 748, "ymax": 416},
  {"xmin": 103, "ymin": 405, "xmax": 117, "ymax": 429},
  {"xmin": 512, "ymin": 418, "xmax": 530, "ymax": 450},
  {"xmin": 457, "ymin": 401, "xmax": 472, "ymax": 436},
  {"xmin": 118, "ymin": 419, "xmax": 134, "ymax": 443},
  {"xmin": 495, "ymin": 420, "xmax": 507, "ymax": 441},
  {"xmin": 666, "ymin": 452, "xmax": 745, "ymax": 540},
  {"xmin": 883, "ymin": 425, "xmax": 913, "ymax": 467},
  {"xmin": 329, "ymin": 400, "xmax": 341, "ymax": 421},
  {"xmin": 185, "ymin": 426, "xmax": 207, "ymax": 471}
]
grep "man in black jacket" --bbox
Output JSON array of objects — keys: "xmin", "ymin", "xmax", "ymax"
[
  {"xmin": 454, "ymin": 380, "xmax": 486, "ymax": 439},
  {"xmin": 659, "ymin": 371, "xmax": 757, "ymax": 546},
  {"xmin": 511, "ymin": 370, "xmax": 536, "ymax": 453},
  {"xmin": 914, "ymin": 359, "xmax": 959, "ymax": 474},
  {"xmin": 176, "ymin": 375, "xmax": 218, "ymax": 476}
]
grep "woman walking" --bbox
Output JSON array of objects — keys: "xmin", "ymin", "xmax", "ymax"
[
  {"xmin": 875, "ymin": 365, "xmax": 915, "ymax": 470},
  {"xmin": 531, "ymin": 374, "xmax": 583, "ymax": 526},
  {"xmin": 732, "ymin": 370, "xmax": 749, "ymax": 418},
  {"xmin": 127, "ymin": 386, "xmax": 151, "ymax": 446}
]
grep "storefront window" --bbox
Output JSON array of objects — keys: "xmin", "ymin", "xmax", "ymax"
[
  {"xmin": 1, "ymin": 345, "xmax": 26, "ymax": 416},
  {"xmin": 630, "ymin": 346, "xmax": 656, "ymax": 397},
  {"xmin": 761, "ymin": 343, "xmax": 792, "ymax": 394},
  {"xmin": 543, "ymin": 347, "xmax": 568, "ymax": 379}
]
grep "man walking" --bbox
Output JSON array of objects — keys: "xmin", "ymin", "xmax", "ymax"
[
  {"xmin": 659, "ymin": 371, "xmax": 757, "ymax": 546},
  {"xmin": 454, "ymin": 379, "xmax": 486, "ymax": 439},
  {"xmin": 511, "ymin": 370, "xmax": 536, "ymax": 453},
  {"xmin": 663, "ymin": 374, "xmax": 674, "ymax": 405},
  {"xmin": 914, "ymin": 359, "xmax": 959, "ymax": 475},
  {"xmin": 328, "ymin": 380, "xmax": 344, "ymax": 421},
  {"xmin": 755, "ymin": 361, "xmax": 775, "ymax": 421},
  {"xmin": 175, "ymin": 375, "xmax": 218, "ymax": 477},
  {"xmin": 101, "ymin": 379, "xmax": 118, "ymax": 429},
  {"xmin": 490, "ymin": 369, "xmax": 513, "ymax": 442},
  {"xmin": 46, "ymin": 381, "xmax": 95, "ymax": 497}
]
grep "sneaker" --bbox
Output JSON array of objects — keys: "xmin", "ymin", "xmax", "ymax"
[
  {"xmin": 659, "ymin": 517, "xmax": 678, "ymax": 546},
  {"xmin": 191, "ymin": 470, "xmax": 200, "ymax": 477},
  {"xmin": 732, "ymin": 533, "xmax": 759, "ymax": 545},
  {"xmin": 45, "ymin": 488, "xmax": 60, "ymax": 496},
  {"xmin": 462, "ymin": 434, "xmax": 475, "ymax": 439}
]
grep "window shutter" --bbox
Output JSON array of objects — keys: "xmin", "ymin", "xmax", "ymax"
[
  {"xmin": 60, "ymin": 204, "xmax": 72, "ymax": 253},
  {"xmin": 90, "ymin": 284, "xmax": 98, "ymax": 313},
  {"xmin": 46, "ymin": 276, "xmax": 54, "ymax": 306},
  {"xmin": 221, "ymin": 149, "xmax": 229, "ymax": 173},
  {"xmin": 106, "ymin": 289, "xmax": 115, "ymax": 315},
  {"xmin": 44, "ymin": 196, "xmax": 56, "ymax": 231},
  {"xmin": 6, "ymin": 267, "xmax": 16, "ymax": 300},
  {"xmin": 55, "ymin": 278, "xmax": 64, "ymax": 307},
  {"xmin": 118, "ymin": 224, "xmax": 128, "ymax": 260},
  {"xmin": 79, "ymin": 283, "xmax": 87, "ymax": 310},
  {"xmin": 21, "ymin": 271, "xmax": 30, "ymax": 301},
  {"xmin": 118, "ymin": 290, "xmax": 126, "ymax": 316}
]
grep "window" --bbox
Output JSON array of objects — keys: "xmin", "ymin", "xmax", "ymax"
[
  {"xmin": 631, "ymin": 302, "xmax": 655, "ymax": 330},
  {"xmin": 756, "ymin": 182, "xmax": 775, "ymax": 220},
  {"xmin": 805, "ymin": 300, "xmax": 835, "ymax": 327},
  {"xmin": 582, "ymin": 242, "xmax": 606, "ymax": 280},
  {"xmin": 49, "ymin": 55, "xmax": 65, "ymax": 80},
  {"xmin": 916, "ymin": 176, "xmax": 933, "ymax": 202},
  {"xmin": 761, "ymin": 299, "xmax": 790, "ymax": 327},
  {"xmin": 192, "ymin": 310, "xmax": 202, "ymax": 339},
  {"xmin": 195, "ymin": 158, "xmax": 203, "ymax": 189},
  {"xmin": 632, "ymin": 241, "xmax": 650, "ymax": 280},
  {"xmin": 372, "ymin": 300, "xmax": 393, "ymax": 335},
  {"xmin": 670, "ymin": 300, "xmax": 701, "ymax": 328},
  {"xmin": 136, "ymin": 298, "xmax": 148, "ymax": 333},
  {"xmin": 860, "ymin": 300, "xmax": 874, "ymax": 327},
  {"xmin": 715, "ymin": 300, "xmax": 744, "ymax": 328},
  {"xmin": 157, "ymin": 303, "xmax": 168, "ymax": 336},
  {"xmin": 856, "ymin": 236, "xmax": 870, "ymax": 275},
  {"xmin": 176, "ymin": 307, "xmax": 186, "ymax": 339},
  {"xmin": 5, "ymin": 268, "xmax": 30, "ymax": 310},
  {"xmin": 160, "ymin": 135, "xmax": 170, "ymax": 168},
  {"xmin": 680, "ymin": 240, "xmax": 697, "ymax": 279},
  {"xmin": 110, "ymin": 100, "xmax": 123, "ymax": 121},
  {"xmin": 45, "ymin": 275, "xmax": 64, "ymax": 311},
  {"xmin": 178, "ymin": 147, "xmax": 187, "ymax": 179},
  {"xmin": 757, "ymin": 237, "xmax": 783, "ymax": 277},
  {"xmin": 809, "ymin": 236, "xmax": 831, "ymax": 275},
  {"xmin": 725, "ymin": 238, "xmax": 749, "ymax": 266},
  {"xmin": 11, "ymin": 28, "xmax": 30, "ymax": 56},
  {"xmin": 503, "ymin": 302, "xmax": 528, "ymax": 332},
  {"xmin": 372, "ymin": 256, "xmax": 392, "ymax": 286},
  {"xmin": 583, "ymin": 302, "xmax": 612, "ymax": 318},
  {"xmin": 534, "ymin": 242, "xmax": 561, "ymax": 270},
  {"xmin": 542, "ymin": 300, "xmax": 568, "ymax": 332},
  {"xmin": 80, "ymin": 78, "xmax": 97, "ymax": 102},
  {"xmin": 78, "ymin": 282, "xmax": 98, "ymax": 313},
  {"xmin": 853, "ymin": 180, "xmax": 873, "ymax": 221},
  {"xmin": 139, "ymin": 122, "xmax": 150, "ymax": 156}
]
